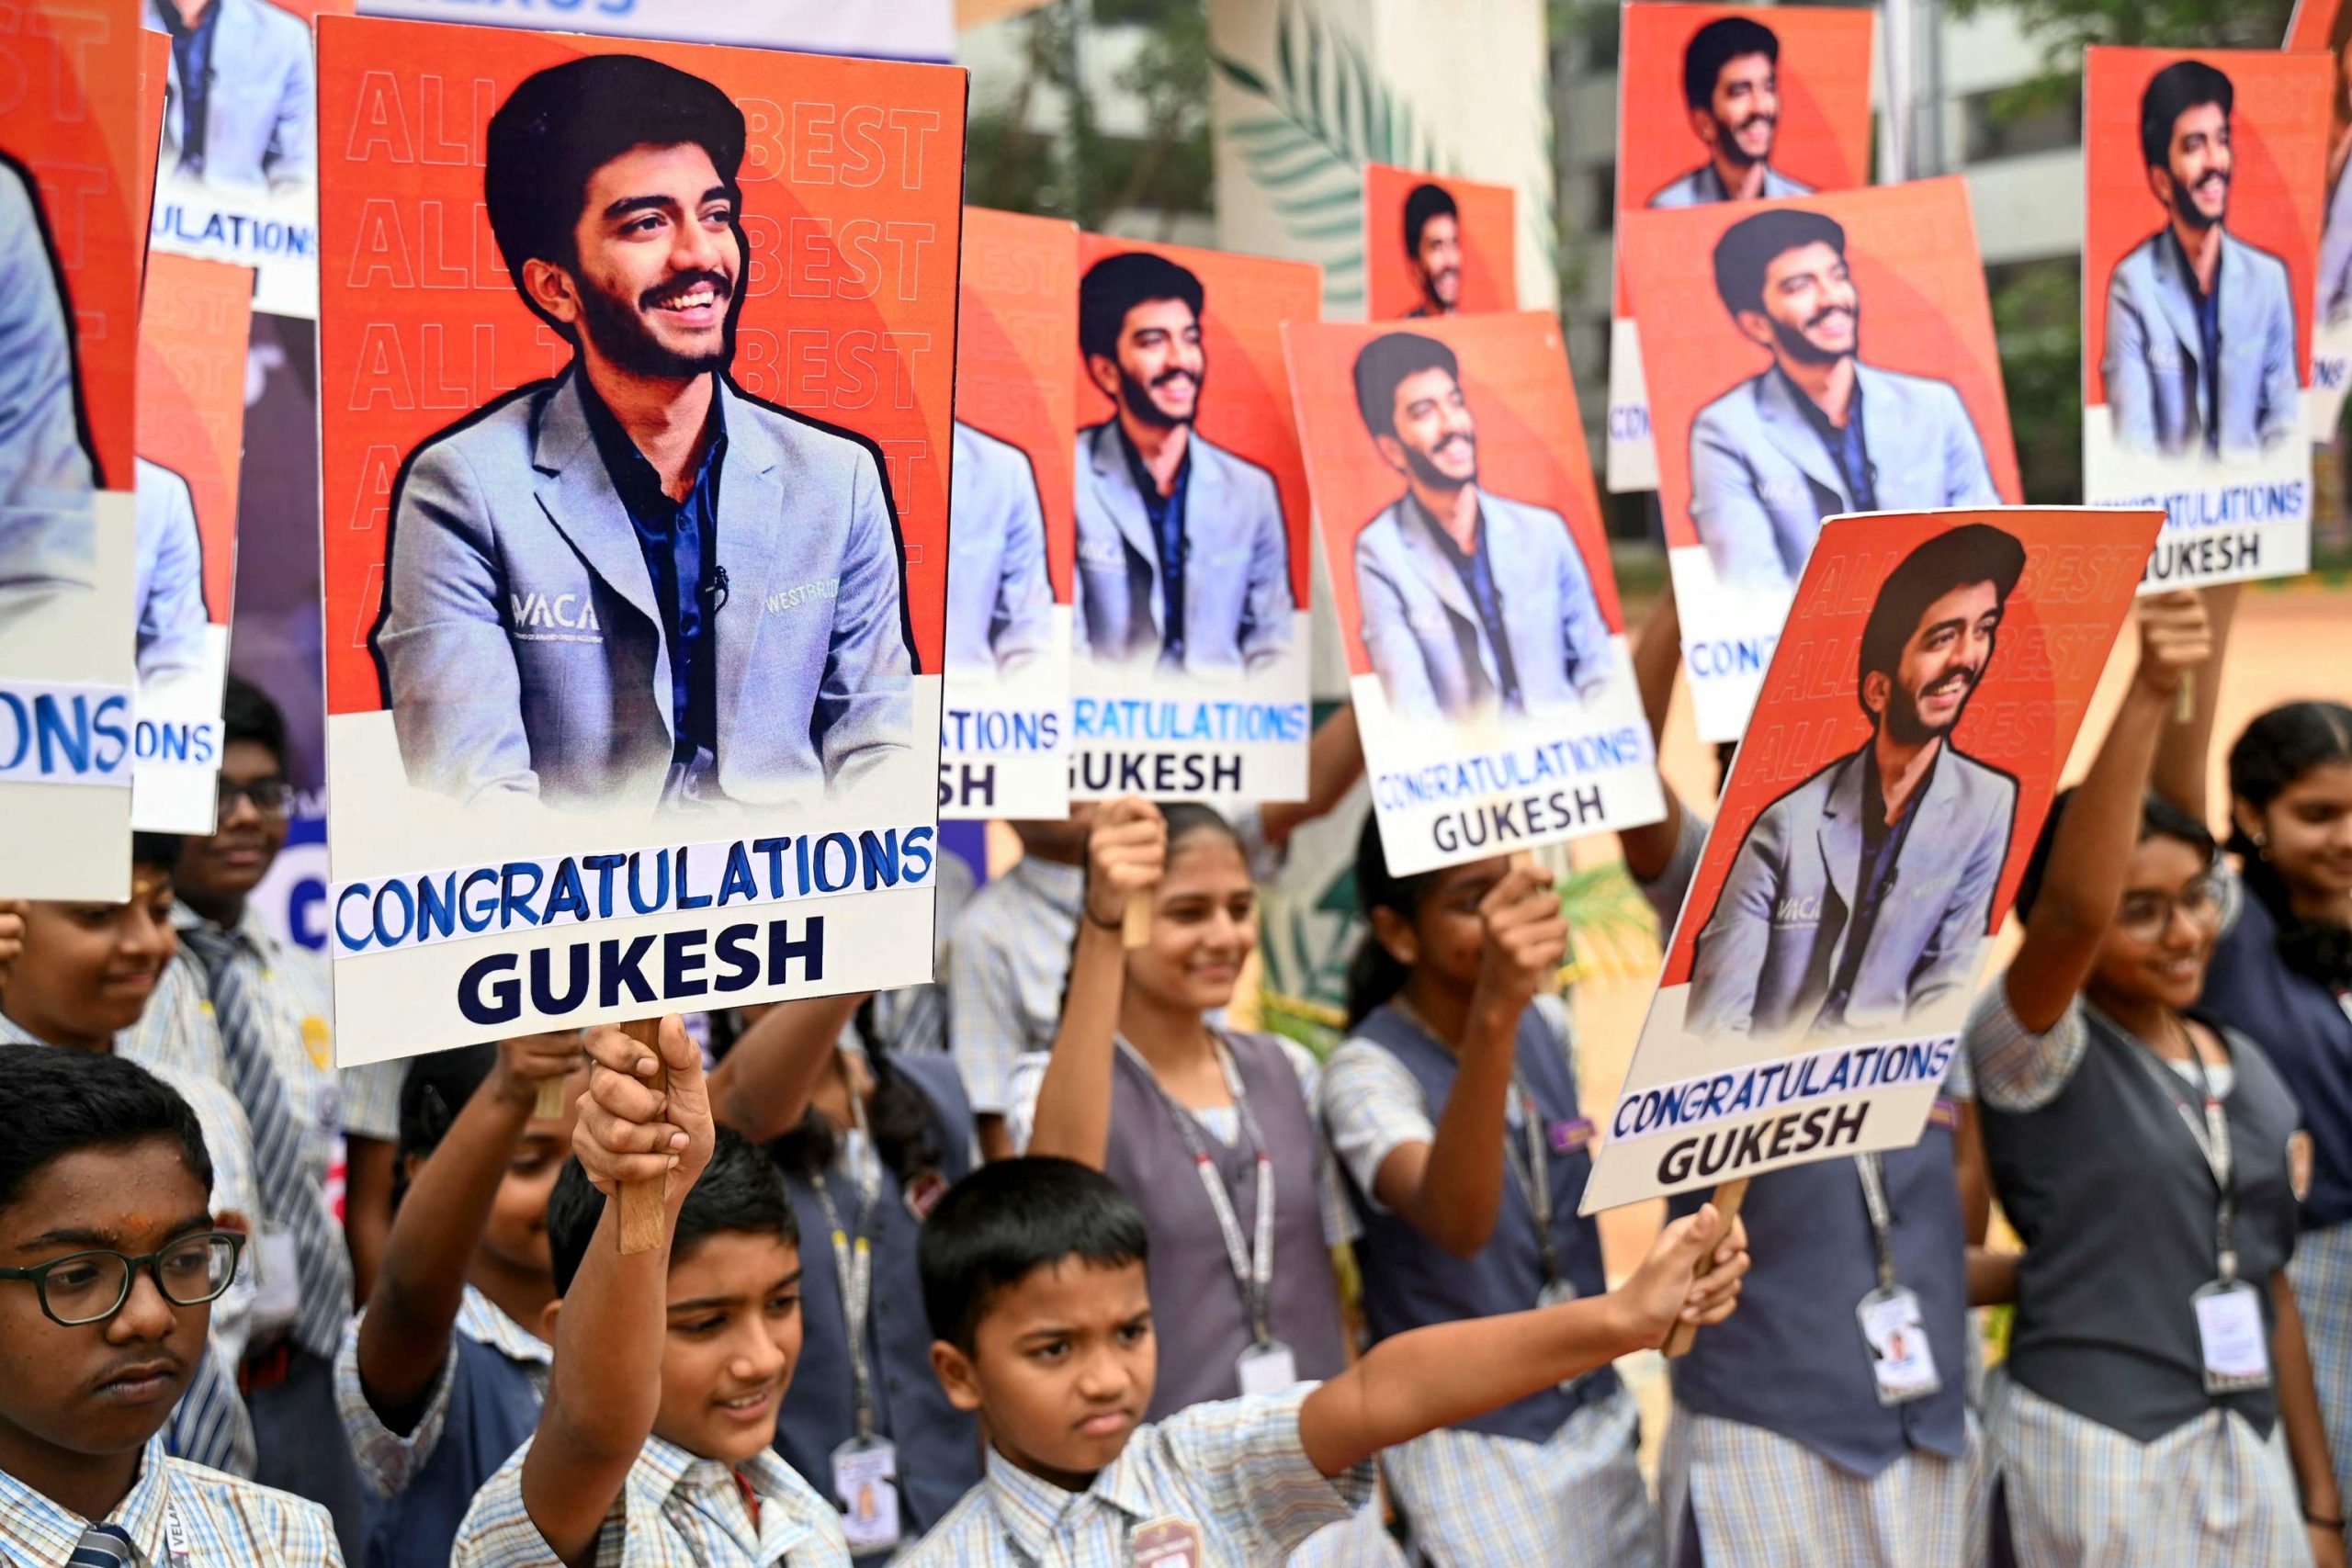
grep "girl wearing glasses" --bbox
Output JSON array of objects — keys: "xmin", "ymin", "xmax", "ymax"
[
  {"xmin": 1966, "ymin": 592, "xmax": 2343, "ymax": 1567},
  {"xmin": 2154, "ymin": 584, "xmax": 2352, "ymax": 1536}
]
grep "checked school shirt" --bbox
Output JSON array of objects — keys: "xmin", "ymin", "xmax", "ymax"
[{"xmin": 0, "ymin": 1433, "xmax": 342, "ymax": 1565}]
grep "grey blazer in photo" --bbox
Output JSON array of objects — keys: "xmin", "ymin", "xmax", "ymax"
[
  {"xmin": 2317, "ymin": 169, "xmax": 2352, "ymax": 329},
  {"xmin": 1646, "ymin": 164, "xmax": 1814, "ymax": 209},
  {"xmin": 2103, "ymin": 229, "xmax": 2300, "ymax": 459},
  {"xmin": 946, "ymin": 422, "xmax": 1054, "ymax": 676},
  {"xmin": 1352, "ymin": 489, "xmax": 1613, "ymax": 722},
  {"xmin": 1687, "ymin": 742, "xmax": 2016, "ymax": 1040},
  {"xmin": 373, "ymin": 370, "xmax": 913, "ymax": 813},
  {"xmin": 133, "ymin": 457, "xmax": 209, "ymax": 685},
  {"xmin": 0, "ymin": 159, "xmax": 96, "ymax": 605},
  {"xmin": 1688, "ymin": 360, "xmax": 2000, "ymax": 591},
  {"xmin": 151, "ymin": 0, "xmax": 312, "ymax": 195},
  {"xmin": 1073, "ymin": 419, "xmax": 1294, "ymax": 675}
]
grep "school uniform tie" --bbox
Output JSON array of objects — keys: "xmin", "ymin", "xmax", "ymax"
[
  {"xmin": 176, "ymin": 927, "xmax": 351, "ymax": 1362},
  {"xmin": 66, "ymin": 1522, "xmax": 136, "ymax": 1566}
]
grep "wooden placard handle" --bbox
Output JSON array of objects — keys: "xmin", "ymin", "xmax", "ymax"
[
  {"xmin": 1660, "ymin": 1178, "xmax": 1750, "ymax": 1359},
  {"xmin": 1121, "ymin": 892, "xmax": 1152, "ymax": 949},
  {"xmin": 616, "ymin": 1018, "xmax": 667, "ymax": 1256},
  {"xmin": 533, "ymin": 1077, "xmax": 568, "ymax": 1120},
  {"xmin": 2173, "ymin": 681, "xmax": 2196, "ymax": 726}
]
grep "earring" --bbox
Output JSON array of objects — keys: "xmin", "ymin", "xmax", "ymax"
[{"xmin": 2254, "ymin": 830, "xmax": 2269, "ymax": 853}]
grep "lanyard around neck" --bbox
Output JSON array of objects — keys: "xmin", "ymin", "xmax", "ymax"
[
  {"xmin": 810, "ymin": 1066, "xmax": 885, "ymax": 1439},
  {"xmin": 1117, "ymin": 1034, "xmax": 1277, "ymax": 1345}
]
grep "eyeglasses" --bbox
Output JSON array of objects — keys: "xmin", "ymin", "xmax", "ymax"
[
  {"xmin": 2117, "ymin": 873, "xmax": 2234, "ymax": 944},
  {"xmin": 0, "ymin": 1230, "xmax": 244, "ymax": 1327},
  {"xmin": 215, "ymin": 776, "xmax": 292, "ymax": 825}
]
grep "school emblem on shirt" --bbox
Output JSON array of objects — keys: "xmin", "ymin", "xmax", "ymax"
[
  {"xmin": 302, "ymin": 1013, "xmax": 334, "ymax": 1070},
  {"xmin": 1131, "ymin": 1517, "xmax": 1204, "ymax": 1568},
  {"xmin": 2289, "ymin": 1132, "xmax": 2314, "ymax": 1204}
]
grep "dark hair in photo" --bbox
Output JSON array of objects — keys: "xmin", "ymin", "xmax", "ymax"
[
  {"xmin": 1346, "ymin": 812, "xmax": 1442, "ymax": 1026},
  {"xmin": 1712, "ymin": 207, "xmax": 1846, "ymax": 319},
  {"xmin": 483, "ymin": 55, "xmax": 747, "ymax": 333},
  {"xmin": 1403, "ymin": 182, "xmax": 1459, "ymax": 254},
  {"xmin": 918, "ymin": 1157, "xmax": 1149, "ymax": 1353},
  {"xmin": 219, "ymin": 673, "xmax": 287, "ymax": 770},
  {"xmin": 131, "ymin": 832, "xmax": 184, "ymax": 872},
  {"xmin": 2139, "ymin": 60, "xmax": 2233, "ymax": 171},
  {"xmin": 1352, "ymin": 332, "xmax": 1460, "ymax": 439},
  {"xmin": 1159, "ymin": 801, "xmax": 1246, "ymax": 860},
  {"xmin": 546, "ymin": 1125, "xmax": 796, "ymax": 1297},
  {"xmin": 0, "ymin": 1046, "xmax": 212, "ymax": 1212},
  {"xmin": 1855, "ymin": 523, "xmax": 2025, "ymax": 721},
  {"xmin": 1683, "ymin": 16, "xmax": 1781, "ymax": 111},
  {"xmin": 390, "ymin": 1044, "xmax": 496, "ymax": 1216},
  {"xmin": 768, "ymin": 1007, "xmax": 946, "ymax": 1194},
  {"xmin": 1079, "ymin": 252, "xmax": 1204, "ymax": 365},
  {"xmin": 2016, "ymin": 786, "xmax": 2218, "ymax": 926}
]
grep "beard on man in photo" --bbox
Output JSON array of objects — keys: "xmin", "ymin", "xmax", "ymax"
[
  {"xmin": 1402, "ymin": 182, "xmax": 1462, "ymax": 317},
  {"xmin": 1648, "ymin": 17, "xmax": 1815, "ymax": 209}
]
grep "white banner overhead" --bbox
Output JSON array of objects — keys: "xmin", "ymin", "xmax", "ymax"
[{"xmin": 353, "ymin": 0, "xmax": 956, "ymax": 60}]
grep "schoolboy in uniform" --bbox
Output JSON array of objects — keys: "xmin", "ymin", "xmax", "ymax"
[
  {"xmin": 900, "ymin": 1156, "xmax": 1748, "ymax": 1565},
  {"xmin": 451, "ymin": 1018, "xmax": 849, "ymax": 1565},
  {"xmin": 0, "ymin": 1045, "xmax": 341, "ymax": 1563},
  {"xmin": 337, "ymin": 1035, "xmax": 584, "ymax": 1568}
]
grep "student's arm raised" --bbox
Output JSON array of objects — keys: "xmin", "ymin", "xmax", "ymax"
[
  {"xmin": 1024, "ymin": 798, "xmax": 1166, "ymax": 1169},
  {"xmin": 1373, "ymin": 863, "xmax": 1566, "ymax": 1258},
  {"xmin": 356, "ymin": 1032, "xmax": 582, "ymax": 1432},
  {"xmin": 1259, "ymin": 705, "xmax": 1363, "ymax": 849},
  {"xmin": 2003, "ymin": 592, "xmax": 2211, "ymax": 1033},
  {"xmin": 707, "ymin": 994, "xmax": 868, "ymax": 1143},
  {"xmin": 520, "ymin": 1019, "xmax": 712, "ymax": 1568},
  {"xmin": 1619, "ymin": 581, "xmax": 1687, "ymax": 886},
  {"xmin": 1297, "ymin": 1204, "xmax": 1747, "ymax": 1476}
]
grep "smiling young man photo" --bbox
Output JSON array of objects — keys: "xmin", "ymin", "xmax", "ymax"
[
  {"xmin": 1686, "ymin": 524, "xmax": 2024, "ymax": 1041},
  {"xmin": 1072, "ymin": 251, "xmax": 1295, "ymax": 677},
  {"xmin": 1687, "ymin": 209, "xmax": 2001, "ymax": 592},
  {"xmin": 2103, "ymin": 59, "xmax": 2301, "ymax": 460},
  {"xmin": 1401, "ymin": 183, "xmax": 1464, "ymax": 318},
  {"xmin": 370, "ymin": 53, "xmax": 914, "ymax": 815},
  {"xmin": 1648, "ymin": 17, "xmax": 1815, "ymax": 209}
]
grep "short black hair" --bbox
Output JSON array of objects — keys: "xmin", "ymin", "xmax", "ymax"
[
  {"xmin": 545, "ymin": 1125, "xmax": 794, "ymax": 1297},
  {"xmin": 1403, "ymin": 182, "xmax": 1458, "ymax": 254},
  {"xmin": 2140, "ymin": 60, "xmax": 2233, "ymax": 171},
  {"xmin": 483, "ymin": 55, "xmax": 747, "ymax": 333},
  {"xmin": 396, "ymin": 1045, "xmax": 496, "ymax": 1167},
  {"xmin": 918, "ymin": 1157, "xmax": 1148, "ymax": 1353},
  {"xmin": 1684, "ymin": 16, "xmax": 1781, "ymax": 112},
  {"xmin": 1158, "ymin": 801, "xmax": 1246, "ymax": 860},
  {"xmin": 1352, "ymin": 332, "xmax": 1460, "ymax": 439},
  {"xmin": 219, "ymin": 674, "xmax": 286, "ymax": 771},
  {"xmin": 1856, "ymin": 523, "xmax": 2024, "ymax": 720},
  {"xmin": 2016, "ymin": 786, "xmax": 2218, "ymax": 925},
  {"xmin": 1853, "ymin": 526, "xmax": 2022, "ymax": 724},
  {"xmin": 131, "ymin": 832, "xmax": 183, "ymax": 872},
  {"xmin": 1079, "ymin": 252, "xmax": 1204, "ymax": 365},
  {"xmin": 1713, "ymin": 208, "xmax": 1846, "ymax": 319},
  {"xmin": 0, "ymin": 1046, "xmax": 212, "ymax": 1213}
]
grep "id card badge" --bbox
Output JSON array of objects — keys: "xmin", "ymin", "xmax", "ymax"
[
  {"xmin": 1235, "ymin": 1339, "xmax": 1297, "ymax": 1396},
  {"xmin": 1131, "ymin": 1516, "xmax": 1204, "ymax": 1568},
  {"xmin": 830, "ymin": 1437, "xmax": 901, "ymax": 1553},
  {"xmin": 1855, "ymin": 1285, "xmax": 1941, "ymax": 1406},
  {"xmin": 253, "ymin": 1229, "xmax": 301, "ymax": 1329},
  {"xmin": 2193, "ymin": 1279, "xmax": 2273, "ymax": 1393}
]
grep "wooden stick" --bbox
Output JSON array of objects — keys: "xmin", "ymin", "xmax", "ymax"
[
  {"xmin": 2174, "ymin": 681, "xmax": 2196, "ymax": 725},
  {"xmin": 1660, "ymin": 1178, "xmax": 1749, "ymax": 1359},
  {"xmin": 1122, "ymin": 892, "xmax": 1152, "ymax": 949},
  {"xmin": 533, "ymin": 1078, "xmax": 568, "ymax": 1120},
  {"xmin": 616, "ymin": 1018, "xmax": 667, "ymax": 1256}
]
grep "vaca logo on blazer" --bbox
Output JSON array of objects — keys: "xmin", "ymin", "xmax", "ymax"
[{"xmin": 507, "ymin": 592, "xmax": 603, "ymax": 642}]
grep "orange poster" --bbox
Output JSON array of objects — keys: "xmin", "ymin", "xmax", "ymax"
[
  {"xmin": 1363, "ymin": 164, "xmax": 1516, "ymax": 321},
  {"xmin": 1621, "ymin": 177, "xmax": 2022, "ymax": 742},
  {"xmin": 133, "ymin": 251, "xmax": 250, "ymax": 832},
  {"xmin": 944, "ymin": 207, "xmax": 1077, "ymax": 821},
  {"xmin": 2285, "ymin": 3, "xmax": 2352, "ymax": 428},
  {"xmin": 0, "ymin": 0, "xmax": 146, "ymax": 898},
  {"xmin": 1069, "ymin": 232, "xmax": 1317, "ymax": 803},
  {"xmin": 1605, "ymin": 2, "xmax": 1874, "ymax": 495},
  {"xmin": 2081, "ymin": 47, "xmax": 2327, "ymax": 589},
  {"xmin": 1285, "ymin": 311, "xmax": 1661, "ymax": 874},
  {"xmin": 1583, "ymin": 507, "xmax": 2159, "ymax": 1211},
  {"xmin": 314, "ymin": 17, "xmax": 967, "ymax": 1063}
]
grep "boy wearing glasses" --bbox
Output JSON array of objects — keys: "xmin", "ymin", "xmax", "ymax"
[
  {"xmin": 0, "ymin": 831, "xmax": 265, "ymax": 1478},
  {"xmin": 129, "ymin": 675, "xmax": 379, "ymax": 1547},
  {"xmin": 0, "ymin": 1046, "xmax": 341, "ymax": 1562}
]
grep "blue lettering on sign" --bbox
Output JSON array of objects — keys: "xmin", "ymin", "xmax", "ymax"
[
  {"xmin": 1608, "ymin": 403, "xmax": 1651, "ymax": 442},
  {"xmin": 1688, "ymin": 637, "xmax": 1773, "ymax": 679},
  {"xmin": 0, "ymin": 688, "xmax": 133, "ymax": 781}
]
